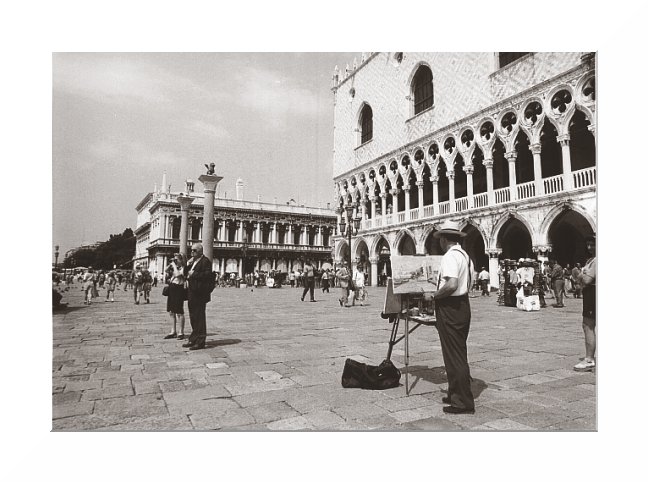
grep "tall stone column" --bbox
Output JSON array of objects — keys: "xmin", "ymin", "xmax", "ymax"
[
  {"xmin": 487, "ymin": 249, "xmax": 502, "ymax": 290},
  {"xmin": 558, "ymin": 135, "xmax": 573, "ymax": 190},
  {"xmin": 361, "ymin": 199, "xmax": 367, "ymax": 220},
  {"xmin": 484, "ymin": 158, "xmax": 495, "ymax": 206},
  {"xmin": 417, "ymin": 181, "xmax": 425, "ymax": 218},
  {"xmin": 369, "ymin": 256, "xmax": 378, "ymax": 287},
  {"xmin": 177, "ymin": 194, "xmax": 194, "ymax": 258},
  {"xmin": 505, "ymin": 151, "xmax": 518, "ymax": 201},
  {"xmin": 219, "ymin": 257, "xmax": 225, "ymax": 275},
  {"xmin": 447, "ymin": 171, "xmax": 455, "ymax": 212},
  {"xmin": 198, "ymin": 174, "xmax": 223, "ymax": 262},
  {"xmin": 464, "ymin": 165, "xmax": 474, "ymax": 208},
  {"xmin": 256, "ymin": 222, "xmax": 262, "ymax": 243},
  {"xmin": 530, "ymin": 143, "xmax": 544, "ymax": 195},
  {"xmin": 403, "ymin": 187, "xmax": 411, "ymax": 220},
  {"xmin": 432, "ymin": 176, "xmax": 439, "ymax": 215},
  {"xmin": 370, "ymin": 195, "xmax": 377, "ymax": 219},
  {"xmin": 287, "ymin": 223, "xmax": 293, "ymax": 244},
  {"xmin": 269, "ymin": 223, "xmax": 276, "ymax": 244}
]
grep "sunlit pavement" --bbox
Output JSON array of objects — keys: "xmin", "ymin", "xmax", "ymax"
[{"xmin": 52, "ymin": 283, "xmax": 595, "ymax": 431}]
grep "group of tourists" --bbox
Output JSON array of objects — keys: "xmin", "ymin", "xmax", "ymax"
[
  {"xmin": 332, "ymin": 261, "xmax": 368, "ymax": 307},
  {"xmin": 75, "ymin": 265, "xmax": 155, "ymax": 305}
]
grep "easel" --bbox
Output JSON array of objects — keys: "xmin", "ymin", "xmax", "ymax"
[{"xmin": 382, "ymin": 278, "xmax": 437, "ymax": 396}]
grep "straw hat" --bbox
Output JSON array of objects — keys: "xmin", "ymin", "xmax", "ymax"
[{"xmin": 433, "ymin": 220, "xmax": 467, "ymax": 239}]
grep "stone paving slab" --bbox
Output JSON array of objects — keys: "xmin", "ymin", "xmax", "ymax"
[{"xmin": 52, "ymin": 284, "xmax": 596, "ymax": 431}]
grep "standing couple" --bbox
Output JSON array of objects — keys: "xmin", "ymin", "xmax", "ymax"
[{"xmin": 165, "ymin": 243, "xmax": 213, "ymax": 350}]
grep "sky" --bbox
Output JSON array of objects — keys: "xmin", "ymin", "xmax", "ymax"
[{"xmin": 52, "ymin": 52, "xmax": 358, "ymax": 257}]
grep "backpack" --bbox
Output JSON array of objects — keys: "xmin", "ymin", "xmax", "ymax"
[{"xmin": 341, "ymin": 358, "xmax": 401, "ymax": 390}]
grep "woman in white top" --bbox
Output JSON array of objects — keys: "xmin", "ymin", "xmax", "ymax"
[
  {"xmin": 82, "ymin": 268, "xmax": 95, "ymax": 305},
  {"xmin": 351, "ymin": 265, "xmax": 366, "ymax": 306},
  {"xmin": 164, "ymin": 253, "xmax": 187, "ymax": 340}
]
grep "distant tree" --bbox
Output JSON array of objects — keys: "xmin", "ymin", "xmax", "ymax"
[{"xmin": 63, "ymin": 228, "xmax": 136, "ymax": 270}]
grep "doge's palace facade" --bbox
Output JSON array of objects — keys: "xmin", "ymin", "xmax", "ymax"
[{"xmin": 331, "ymin": 52, "xmax": 596, "ymax": 287}]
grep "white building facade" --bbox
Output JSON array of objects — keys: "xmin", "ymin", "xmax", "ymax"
[
  {"xmin": 332, "ymin": 52, "xmax": 596, "ymax": 287},
  {"xmin": 134, "ymin": 176, "xmax": 337, "ymax": 277}
]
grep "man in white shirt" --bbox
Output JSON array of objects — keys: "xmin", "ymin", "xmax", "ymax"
[
  {"xmin": 478, "ymin": 267, "xmax": 490, "ymax": 296},
  {"xmin": 351, "ymin": 264, "xmax": 366, "ymax": 306},
  {"xmin": 432, "ymin": 220, "xmax": 475, "ymax": 415}
]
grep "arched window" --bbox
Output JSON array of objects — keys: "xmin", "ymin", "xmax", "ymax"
[
  {"xmin": 412, "ymin": 66, "xmax": 434, "ymax": 114},
  {"xmin": 360, "ymin": 104, "xmax": 373, "ymax": 144}
]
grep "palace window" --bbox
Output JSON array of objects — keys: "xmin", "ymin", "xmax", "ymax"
[
  {"xmin": 498, "ymin": 52, "xmax": 530, "ymax": 69},
  {"xmin": 360, "ymin": 104, "xmax": 373, "ymax": 144},
  {"xmin": 412, "ymin": 65, "xmax": 434, "ymax": 114}
]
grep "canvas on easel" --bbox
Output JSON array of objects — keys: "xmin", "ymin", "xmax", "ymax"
[{"xmin": 390, "ymin": 255, "xmax": 443, "ymax": 294}]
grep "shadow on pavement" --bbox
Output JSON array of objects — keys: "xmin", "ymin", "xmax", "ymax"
[
  {"xmin": 52, "ymin": 305, "xmax": 87, "ymax": 314},
  {"xmin": 204, "ymin": 338, "xmax": 241, "ymax": 348},
  {"xmin": 406, "ymin": 365, "xmax": 488, "ymax": 399}
]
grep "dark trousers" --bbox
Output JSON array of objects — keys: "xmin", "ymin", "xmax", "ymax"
[
  {"xmin": 480, "ymin": 279, "xmax": 490, "ymax": 296},
  {"xmin": 302, "ymin": 277, "xmax": 315, "ymax": 301},
  {"xmin": 188, "ymin": 298, "xmax": 207, "ymax": 346},
  {"xmin": 553, "ymin": 279, "xmax": 565, "ymax": 306},
  {"xmin": 435, "ymin": 295, "xmax": 474, "ymax": 411},
  {"xmin": 322, "ymin": 279, "xmax": 330, "ymax": 293}
]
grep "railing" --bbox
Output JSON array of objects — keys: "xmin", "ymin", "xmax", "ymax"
[
  {"xmin": 473, "ymin": 192, "xmax": 488, "ymax": 208},
  {"xmin": 516, "ymin": 180, "xmax": 536, "ymax": 200},
  {"xmin": 573, "ymin": 166, "xmax": 596, "ymax": 189},
  {"xmin": 494, "ymin": 187, "xmax": 511, "ymax": 204},
  {"xmin": 544, "ymin": 174, "xmax": 564, "ymax": 195},
  {"xmin": 151, "ymin": 238, "xmax": 330, "ymax": 251},
  {"xmin": 355, "ymin": 168, "xmax": 595, "ymax": 233}
]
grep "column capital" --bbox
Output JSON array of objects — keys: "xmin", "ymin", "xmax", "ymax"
[
  {"xmin": 177, "ymin": 194, "xmax": 194, "ymax": 211},
  {"xmin": 369, "ymin": 256, "xmax": 378, "ymax": 264},
  {"xmin": 380, "ymin": 192, "xmax": 388, "ymax": 199},
  {"xmin": 486, "ymin": 249, "xmax": 502, "ymax": 258},
  {"xmin": 447, "ymin": 171, "xmax": 455, "ymax": 180},
  {"xmin": 504, "ymin": 151, "xmax": 518, "ymax": 162},
  {"xmin": 483, "ymin": 159, "xmax": 494, "ymax": 169},
  {"xmin": 391, "ymin": 189, "xmax": 400, "ymax": 195},
  {"xmin": 403, "ymin": 186, "xmax": 411, "ymax": 192},
  {"xmin": 530, "ymin": 143, "xmax": 542, "ymax": 155},
  {"xmin": 557, "ymin": 134, "xmax": 571, "ymax": 146},
  {"xmin": 463, "ymin": 165, "xmax": 474, "ymax": 175},
  {"xmin": 198, "ymin": 174, "xmax": 224, "ymax": 193},
  {"xmin": 416, "ymin": 180, "xmax": 425, "ymax": 188},
  {"xmin": 369, "ymin": 195, "xmax": 377, "ymax": 202},
  {"xmin": 431, "ymin": 175, "xmax": 439, "ymax": 183}
]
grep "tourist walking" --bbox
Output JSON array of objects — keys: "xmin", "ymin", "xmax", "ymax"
[
  {"xmin": 549, "ymin": 260, "xmax": 565, "ymax": 307},
  {"xmin": 321, "ymin": 269, "xmax": 330, "ymax": 293},
  {"xmin": 478, "ymin": 267, "xmax": 490, "ymax": 296},
  {"xmin": 574, "ymin": 235, "xmax": 596, "ymax": 371},
  {"xmin": 142, "ymin": 268, "xmax": 152, "ymax": 303},
  {"xmin": 133, "ymin": 264, "xmax": 144, "ymax": 304},
  {"xmin": 336, "ymin": 261, "xmax": 351, "ymax": 307},
  {"xmin": 183, "ymin": 243, "xmax": 213, "ymax": 350},
  {"xmin": 300, "ymin": 259, "xmax": 316, "ymax": 302},
  {"xmin": 105, "ymin": 271, "xmax": 116, "ymax": 302},
  {"xmin": 164, "ymin": 253, "xmax": 187, "ymax": 340},
  {"xmin": 432, "ymin": 220, "xmax": 475, "ymax": 415},
  {"xmin": 82, "ymin": 267, "xmax": 95, "ymax": 305},
  {"xmin": 351, "ymin": 264, "xmax": 366, "ymax": 306},
  {"xmin": 571, "ymin": 263, "xmax": 583, "ymax": 298}
]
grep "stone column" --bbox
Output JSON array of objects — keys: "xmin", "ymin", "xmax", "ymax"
[
  {"xmin": 417, "ymin": 181, "xmax": 425, "ymax": 218},
  {"xmin": 487, "ymin": 249, "xmax": 502, "ymax": 290},
  {"xmin": 558, "ymin": 135, "xmax": 574, "ymax": 190},
  {"xmin": 447, "ymin": 171, "xmax": 455, "ymax": 212},
  {"xmin": 270, "ymin": 223, "xmax": 276, "ymax": 244},
  {"xmin": 464, "ymin": 165, "xmax": 474, "ymax": 209},
  {"xmin": 287, "ymin": 223, "xmax": 293, "ymax": 244},
  {"xmin": 484, "ymin": 158, "xmax": 495, "ymax": 206},
  {"xmin": 361, "ymin": 199, "xmax": 367, "ymax": 220},
  {"xmin": 380, "ymin": 193, "xmax": 387, "ymax": 222},
  {"xmin": 223, "ymin": 222, "xmax": 229, "ymax": 243},
  {"xmin": 369, "ymin": 256, "xmax": 378, "ymax": 287},
  {"xmin": 403, "ymin": 186, "xmax": 411, "ymax": 220},
  {"xmin": 505, "ymin": 151, "xmax": 518, "ymax": 201},
  {"xmin": 432, "ymin": 176, "xmax": 439, "ymax": 215},
  {"xmin": 198, "ymin": 174, "xmax": 223, "ymax": 262},
  {"xmin": 370, "ymin": 195, "xmax": 377, "ymax": 219},
  {"xmin": 177, "ymin": 194, "xmax": 194, "ymax": 258},
  {"xmin": 391, "ymin": 189, "xmax": 400, "ymax": 214},
  {"xmin": 236, "ymin": 221, "xmax": 243, "ymax": 242},
  {"xmin": 533, "ymin": 245, "xmax": 552, "ymax": 265},
  {"xmin": 238, "ymin": 258, "xmax": 243, "ymax": 277},
  {"xmin": 530, "ymin": 143, "xmax": 544, "ymax": 195},
  {"xmin": 219, "ymin": 257, "xmax": 225, "ymax": 275}
]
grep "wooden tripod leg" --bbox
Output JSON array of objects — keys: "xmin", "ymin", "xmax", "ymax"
[{"xmin": 385, "ymin": 315, "xmax": 400, "ymax": 360}]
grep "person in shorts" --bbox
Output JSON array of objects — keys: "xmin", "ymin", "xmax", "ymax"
[{"xmin": 574, "ymin": 234, "xmax": 596, "ymax": 371}]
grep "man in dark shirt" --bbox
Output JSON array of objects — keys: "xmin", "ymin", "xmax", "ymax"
[{"xmin": 549, "ymin": 260, "xmax": 565, "ymax": 308}]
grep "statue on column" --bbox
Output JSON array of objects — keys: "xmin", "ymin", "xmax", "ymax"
[{"xmin": 204, "ymin": 163, "xmax": 216, "ymax": 175}]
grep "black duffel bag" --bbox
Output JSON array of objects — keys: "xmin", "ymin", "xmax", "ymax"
[{"xmin": 341, "ymin": 358, "xmax": 401, "ymax": 390}]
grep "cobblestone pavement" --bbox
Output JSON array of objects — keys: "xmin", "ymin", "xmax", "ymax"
[{"xmin": 52, "ymin": 283, "xmax": 596, "ymax": 431}]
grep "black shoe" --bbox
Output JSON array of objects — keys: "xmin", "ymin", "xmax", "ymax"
[
  {"xmin": 443, "ymin": 406, "xmax": 474, "ymax": 415},
  {"xmin": 300, "ymin": 297, "xmax": 304, "ymax": 302},
  {"xmin": 164, "ymin": 333, "xmax": 177, "ymax": 339},
  {"xmin": 177, "ymin": 334, "xmax": 186, "ymax": 340},
  {"xmin": 442, "ymin": 396, "xmax": 451, "ymax": 404},
  {"xmin": 182, "ymin": 342, "xmax": 195, "ymax": 348},
  {"xmin": 189, "ymin": 344, "xmax": 205, "ymax": 350},
  {"xmin": 310, "ymin": 299, "xmax": 316, "ymax": 302}
]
